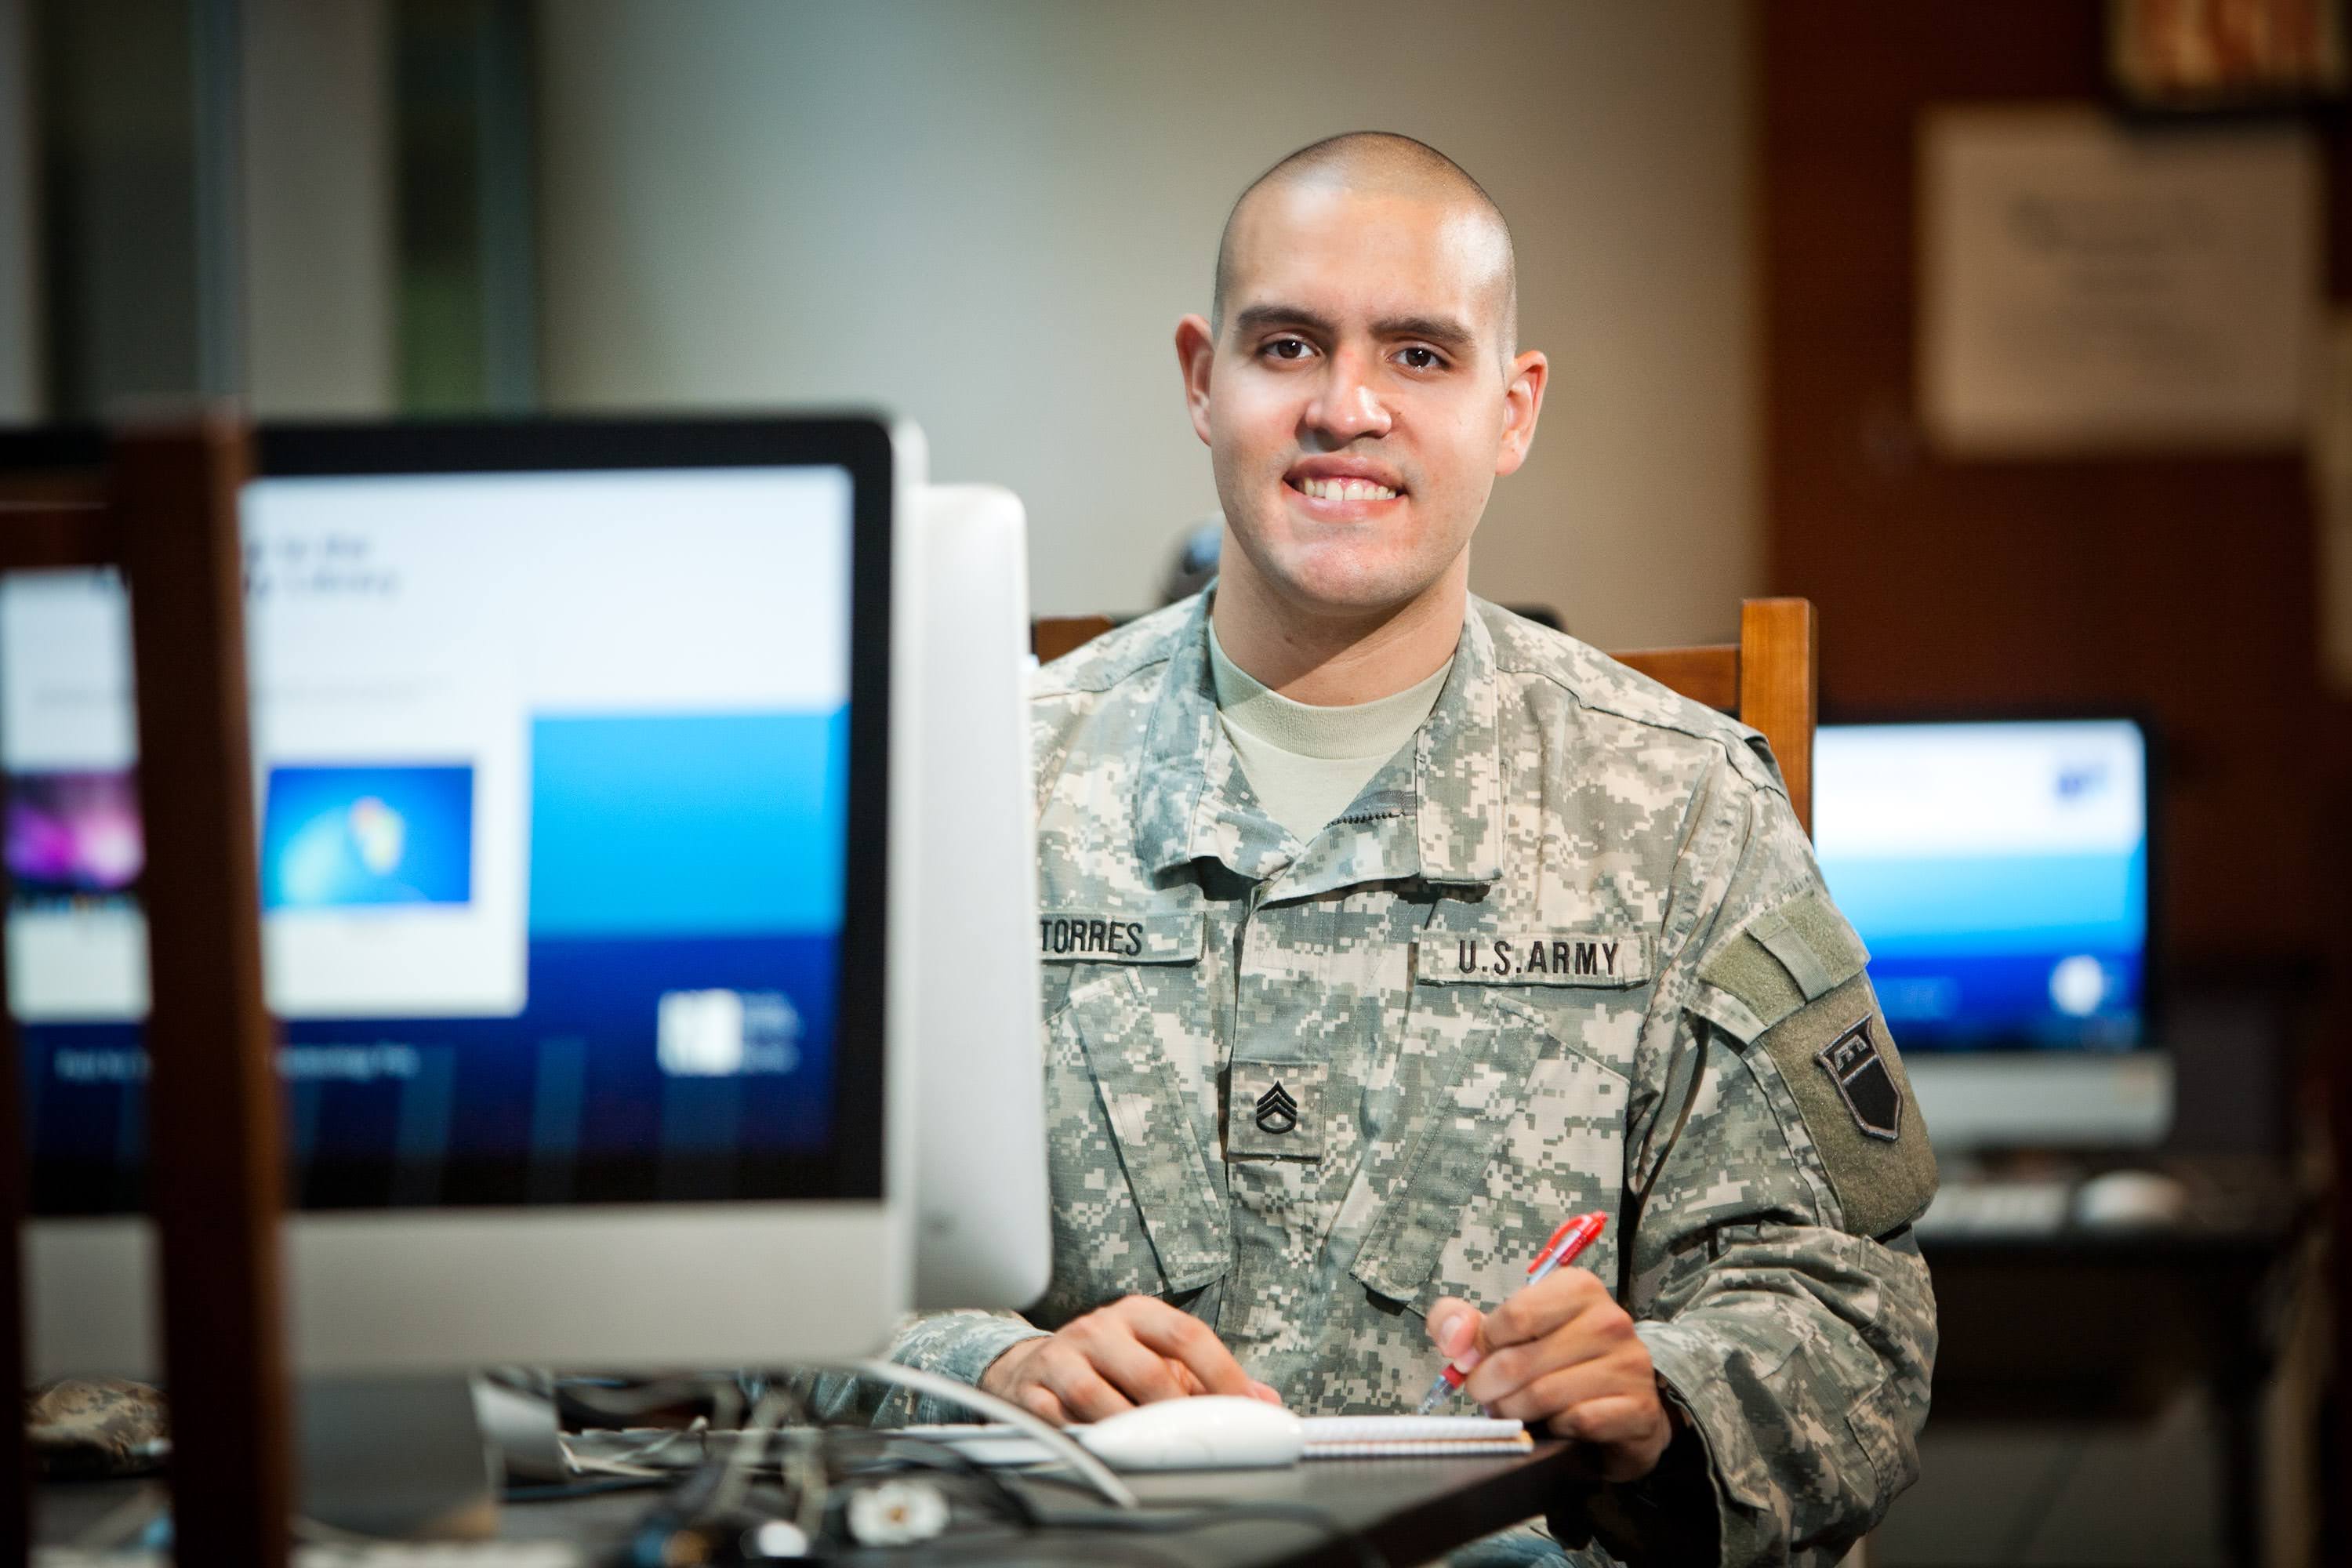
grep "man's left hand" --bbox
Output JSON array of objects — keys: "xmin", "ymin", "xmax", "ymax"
[{"xmin": 1425, "ymin": 1268, "xmax": 1672, "ymax": 1483}]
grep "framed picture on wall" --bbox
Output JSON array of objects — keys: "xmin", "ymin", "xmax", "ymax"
[
  {"xmin": 1916, "ymin": 107, "xmax": 2319, "ymax": 456},
  {"xmin": 2110, "ymin": 0, "xmax": 2349, "ymax": 112}
]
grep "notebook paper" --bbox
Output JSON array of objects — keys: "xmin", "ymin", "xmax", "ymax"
[
  {"xmin": 897, "ymin": 1414, "xmax": 1534, "ymax": 1466},
  {"xmin": 1301, "ymin": 1415, "xmax": 1531, "ymax": 1459}
]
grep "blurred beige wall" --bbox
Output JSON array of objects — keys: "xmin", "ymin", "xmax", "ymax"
[
  {"xmin": 537, "ymin": 0, "xmax": 1756, "ymax": 646},
  {"xmin": 242, "ymin": 0, "xmax": 394, "ymax": 416}
]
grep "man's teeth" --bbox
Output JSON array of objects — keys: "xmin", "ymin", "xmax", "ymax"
[{"xmin": 1298, "ymin": 476, "xmax": 1398, "ymax": 502}]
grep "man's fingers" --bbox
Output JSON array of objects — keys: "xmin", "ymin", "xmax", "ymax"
[
  {"xmin": 1479, "ymin": 1269, "xmax": 1608, "ymax": 1352},
  {"xmin": 1039, "ymin": 1349, "xmax": 1136, "ymax": 1423},
  {"xmin": 1017, "ymin": 1385, "xmax": 1069, "ymax": 1425},
  {"xmin": 1425, "ymin": 1297, "xmax": 1483, "ymax": 1363},
  {"xmin": 1463, "ymin": 1321, "xmax": 1621, "ymax": 1406},
  {"xmin": 1082, "ymin": 1327, "xmax": 1190, "ymax": 1406},
  {"xmin": 1483, "ymin": 1361, "xmax": 1619, "ymax": 1425},
  {"xmin": 1165, "ymin": 1357, "xmax": 1207, "ymax": 1397},
  {"xmin": 1247, "ymin": 1380, "xmax": 1283, "ymax": 1406},
  {"xmin": 1119, "ymin": 1298, "xmax": 1258, "ymax": 1397}
]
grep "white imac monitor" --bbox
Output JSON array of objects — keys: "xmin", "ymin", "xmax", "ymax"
[
  {"xmin": 4, "ymin": 417, "xmax": 915, "ymax": 1376},
  {"xmin": 1812, "ymin": 717, "xmax": 2169, "ymax": 1153},
  {"xmin": 905, "ymin": 485, "xmax": 1051, "ymax": 1312}
]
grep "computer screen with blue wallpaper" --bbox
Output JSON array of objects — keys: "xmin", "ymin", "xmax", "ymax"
[
  {"xmin": 4, "ymin": 458, "xmax": 872, "ymax": 1212},
  {"xmin": 1812, "ymin": 719, "xmax": 2150, "ymax": 1053}
]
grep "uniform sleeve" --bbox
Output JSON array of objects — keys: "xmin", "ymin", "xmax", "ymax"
[
  {"xmin": 1599, "ymin": 767, "xmax": 1940, "ymax": 1567},
  {"xmin": 789, "ymin": 1309, "xmax": 1049, "ymax": 1427}
]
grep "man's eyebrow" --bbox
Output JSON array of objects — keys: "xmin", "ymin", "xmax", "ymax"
[
  {"xmin": 1374, "ymin": 314, "xmax": 1479, "ymax": 355},
  {"xmin": 1229, "ymin": 304, "xmax": 1481, "ymax": 358},
  {"xmin": 1231, "ymin": 303, "xmax": 1338, "ymax": 339}
]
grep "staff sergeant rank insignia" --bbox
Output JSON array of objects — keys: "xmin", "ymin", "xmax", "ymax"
[
  {"xmin": 1817, "ymin": 1015, "xmax": 1901, "ymax": 1142},
  {"xmin": 1254, "ymin": 1081, "xmax": 1299, "ymax": 1136}
]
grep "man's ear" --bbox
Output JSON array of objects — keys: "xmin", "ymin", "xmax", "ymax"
[
  {"xmin": 1176, "ymin": 314, "xmax": 1217, "ymax": 447},
  {"xmin": 1494, "ymin": 348, "xmax": 1548, "ymax": 478}
]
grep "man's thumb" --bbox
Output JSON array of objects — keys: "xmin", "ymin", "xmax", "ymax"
[{"xmin": 1427, "ymin": 1301, "xmax": 1480, "ymax": 1361}]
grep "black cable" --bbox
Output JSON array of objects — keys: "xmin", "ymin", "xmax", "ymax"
[{"xmin": 503, "ymin": 1474, "xmax": 670, "ymax": 1504}]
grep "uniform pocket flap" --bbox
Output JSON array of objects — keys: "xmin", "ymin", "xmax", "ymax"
[
  {"xmin": 1348, "ymin": 995, "xmax": 1552, "ymax": 1303},
  {"xmin": 1414, "ymin": 931, "xmax": 1650, "ymax": 988},
  {"xmin": 1697, "ymin": 891, "xmax": 1870, "ymax": 1036},
  {"xmin": 1039, "ymin": 910, "xmax": 1204, "ymax": 964},
  {"xmin": 1059, "ymin": 971, "xmax": 1229, "ymax": 1291}
]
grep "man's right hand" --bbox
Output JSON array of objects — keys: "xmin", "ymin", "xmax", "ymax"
[{"xmin": 978, "ymin": 1294, "xmax": 1281, "ymax": 1422}]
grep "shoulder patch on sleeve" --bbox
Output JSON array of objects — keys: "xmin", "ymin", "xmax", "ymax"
[
  {"xmin": 1755, "ymin": 972, "xmax": 1937, "ymax": 1237},
  {"xmin": 1697, "ymin": 889, "xmax": 1871, "ymax": 1036}
]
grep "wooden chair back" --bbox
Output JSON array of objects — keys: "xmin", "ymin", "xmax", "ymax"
[
  {"xmin": 0, "ymin": 417, "xmax": 292, "ymax": 1568},
  {"xmin": 1033, "ymin": 597, "xmax": 1820, "ymax": 834},
  {"xmin": 1611, "ymin": 597, "xmax": 1818, "ymax": 835}
]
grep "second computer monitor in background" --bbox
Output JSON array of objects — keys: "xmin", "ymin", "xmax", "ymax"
[{"xmin": 1812, "ymin": 717, "xmax": 2167, "ymax": 1152}]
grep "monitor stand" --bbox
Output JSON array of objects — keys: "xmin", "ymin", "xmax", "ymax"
[{"xmin": 296, "ymin": 1375, "xmax": 515, "ymax": 1540}]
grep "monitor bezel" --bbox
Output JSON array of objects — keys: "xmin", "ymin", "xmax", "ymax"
[
  {"xmin": 8, "ymin": 416, "xmax": 894, "ymax": 1212},
  {"xmin": 1811, "ymin": 706, "xmax": 2163, "ymax": 1057}
]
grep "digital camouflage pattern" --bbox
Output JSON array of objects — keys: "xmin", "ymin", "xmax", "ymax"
[
  {"xmin": 25, "ymin": 1377, "xmax": 168, "ymax": 1478},
  {"xmin": 825, "ymin": 593, "xmax": 1938, "ymax": 1566}
]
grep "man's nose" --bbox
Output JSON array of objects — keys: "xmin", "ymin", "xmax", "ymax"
[{"xmin": 1305, "ymin": 350, "xmax": 1392, "ymax": 445}]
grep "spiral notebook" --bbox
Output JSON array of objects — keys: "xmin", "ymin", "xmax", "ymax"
[
  {"xmin": 1301, "ymin": 1415, "xmax": 1531, "ymax": 1459},
  {"xmin": 898, "ymin": 1414, "xmax": 1532, "ymax": 1467}
]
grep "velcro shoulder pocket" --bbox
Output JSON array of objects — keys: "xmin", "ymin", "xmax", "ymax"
[
  {"xmin": 1690, "ymin": 889, "xmax": 1871, "ymax": 1041},
  {"xmin": 1687, "ymin": 890, "xmax": 1935, "ymax": 1237}
]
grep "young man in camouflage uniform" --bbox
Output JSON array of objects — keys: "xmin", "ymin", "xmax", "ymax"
[{"xmin": 865, "ymin": 133, "xmax": 1939, "ymax": 1566}]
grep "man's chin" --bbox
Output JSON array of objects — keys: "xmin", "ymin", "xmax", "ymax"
[{"xmin": 1258, "ymin": 555, "xmax": 1447, "ymax": 621}]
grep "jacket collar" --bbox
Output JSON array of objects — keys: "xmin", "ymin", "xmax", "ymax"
[{"xmin": 1132, "ymin": 591, "xmax": 1503, "ymax": 890}]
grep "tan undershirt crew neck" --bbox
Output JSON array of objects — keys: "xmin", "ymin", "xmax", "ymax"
[{"xmin": 1207, "ymin": 623, "xmax": 1452, "ymax": 845}]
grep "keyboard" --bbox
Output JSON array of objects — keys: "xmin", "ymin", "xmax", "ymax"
[
  {"xmin": 1914, "ymin": 1178, "xmax": 2072, "ymax": 1237},
  {"xmin": 37, "ymin": 1547, "xmax": 583, "ymax": 1567}
]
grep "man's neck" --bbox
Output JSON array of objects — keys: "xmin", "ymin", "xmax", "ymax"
[{"xmin": 1210, "ymin": 551, "xmax": 1468, "ymax": 707}]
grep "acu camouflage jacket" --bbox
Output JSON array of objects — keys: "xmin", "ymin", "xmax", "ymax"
[{"xmin": 863, "ymin": 593, "xmax": 1939, "ymax": 1566}]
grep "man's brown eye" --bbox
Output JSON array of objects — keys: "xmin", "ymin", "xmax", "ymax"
[
  {"xmin": 1267, "ymin": 338, "xmax": 1309, "ymax": 360},
  {"xmin": 1401, "ymin": 347, "xmax": 1441, "ymax": 369}
]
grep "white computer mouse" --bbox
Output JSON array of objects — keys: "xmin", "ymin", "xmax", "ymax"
[
  {"xmin": 1073, "ymin": 1396, "xmax": 1305, "ymax": 1471},
  {"xmin": 2074, "ymin": 1168, "xmax": 2189, "ymax": 1229}
]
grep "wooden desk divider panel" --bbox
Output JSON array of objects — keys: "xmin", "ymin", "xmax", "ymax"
[
  {"xmin": 0, "ymin": 416, "xmax": 294, "ymax": 1568},
  {"xmin": 1032, "ymin": 597, "xmax": 1820, "ymax": 837}
]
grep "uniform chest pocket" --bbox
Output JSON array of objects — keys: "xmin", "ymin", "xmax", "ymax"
[
  {"xmin": 1348, "ymin": 994, "xmax": 1628, "ymax": 1312},
  {"xmin": 1043, "ymin": 967, "xmax": 1229, "ymax": 1301}
]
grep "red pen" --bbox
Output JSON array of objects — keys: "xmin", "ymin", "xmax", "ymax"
[{"xmin": 1414, "ymin": 1211, "xmax": 1609, "ymax": 1415}]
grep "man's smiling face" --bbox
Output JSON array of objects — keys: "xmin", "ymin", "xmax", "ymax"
[{"xmin": 1185, "ymin": 176, "xmax": 1537, "ymax": 619}]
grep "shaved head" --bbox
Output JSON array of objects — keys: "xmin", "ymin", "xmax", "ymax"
[{"xmin": 1213, "ymin": 132, "xmax": 1517, "ymax": 361}]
